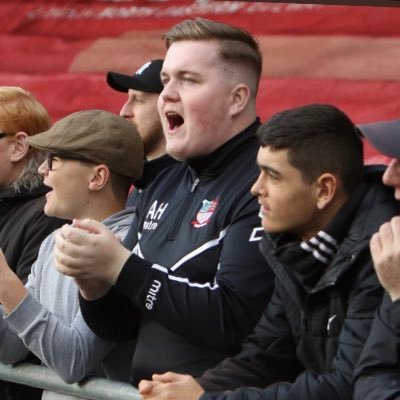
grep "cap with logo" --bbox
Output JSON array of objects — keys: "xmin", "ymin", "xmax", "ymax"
[
  {"xmin": 27, "ymin": 109, "xmax": 144, "ymax": 180},
  {"xmin": 107, "ymin": 59, "xmax": 164, "ymax": 94},
  {"xmin": 358, "ymin": 119, "xmax": 400, "ymax": 158}
]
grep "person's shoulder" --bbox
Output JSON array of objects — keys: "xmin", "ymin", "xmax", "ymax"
[{"xmin": 363, "ymin": 166, "xmax": 398, "ymax": 211}]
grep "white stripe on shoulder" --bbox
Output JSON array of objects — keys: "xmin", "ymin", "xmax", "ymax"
[
  {"xmin": 300, "ymin": 242, "xmax": 329, "ymax": 264},
  {"xmin": 317, "ymin": 231, "xmax": 338, "ymax": 246}
]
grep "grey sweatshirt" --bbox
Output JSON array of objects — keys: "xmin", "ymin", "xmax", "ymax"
[{"xmin": 0, "ymin": 208, "xmax": 136, "ymax": 400}]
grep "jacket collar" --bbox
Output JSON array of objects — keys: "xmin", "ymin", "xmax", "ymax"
[
  {"xmin": 260, "ymin": 165, "xmax": 395, "ymax": 297},
  {"xmin": 135, "ymin": 154, "xmax": 178, "ymax": 190},
  {"xmin": 0, "ymin": 184, "xmax": 49, "ymax": 202},
  {"xmin": 186, "ymin": 118, "xmax": 261, "ymax": 178}
]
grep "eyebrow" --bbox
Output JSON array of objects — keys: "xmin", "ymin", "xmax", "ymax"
[
  {"xmin": 258, "ymin": 163, "xmax": 281, "ymax": 177},
  {"xmin": 161, "ymin": 69, "xmax": 201, "ymax": 79}
]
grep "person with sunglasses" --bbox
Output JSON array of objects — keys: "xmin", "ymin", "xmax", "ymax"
[
  {"xmin": 0, "ymin": 86, "xmax": 67, "ymax": 400},
  {"xmin": 0, "ymin": 109, "xmax": 144, "ymax": 400}
]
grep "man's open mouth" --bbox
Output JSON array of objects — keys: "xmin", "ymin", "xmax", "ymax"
[{"xmin": 166, "ymin": 111, "xmax": 184, "ymax": 130}]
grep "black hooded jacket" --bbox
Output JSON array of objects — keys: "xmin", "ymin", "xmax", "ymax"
[
  {"xmin": 196, "ymin": 166, "xmax": 398, "ymax": 400},
  {"xmin": 0, "ymin": 185, "xmax": 66, "ymax": 282},
  {"xmin": 354, "ymin": 292, "xmax": 400, "ymax": 400}
]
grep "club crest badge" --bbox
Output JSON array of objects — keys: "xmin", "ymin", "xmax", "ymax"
[{"xmin": 192, "ymin": 199, "xmax": 218, "ymax": 228}]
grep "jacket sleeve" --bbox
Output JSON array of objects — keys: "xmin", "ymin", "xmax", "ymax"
[
  {"xmin": 198, "ymin": 249, "xmax": 383, "ymax": 400},
  {"xmin": 4, "ymin": 294, "xmax": 117, "ymax": 384},
  {"xmin": 78, "ymin": 287, "xmax": 141, "ymax": 342},
  {"xmin": 197, "ymin": 287, "xmax": 304, "ymax": 392},
  {"xmin": 108, "ymin": 195, "xmax": 274, "ymax": 351},
  {"xmin": 0, "ymin": 248, "xmax": 121, "ymax": 385},
  {"xmin": 353, "ymin": 294, "xmax": 400, "ymax": 400},
  {"xmin": 0, "ymin": 307, "xmax": 30, "ymax": 365}
]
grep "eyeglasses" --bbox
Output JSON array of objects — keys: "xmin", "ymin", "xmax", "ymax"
[
  {"xmin": 0, "ymin": 131, "xmax": 14, "ymax": 139},
  {"xmin": 46, "ymin": 152, "xmax": 93, "ymax": 171}
]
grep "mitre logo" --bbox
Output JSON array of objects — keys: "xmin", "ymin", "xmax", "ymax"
[{"xmin": 191, "ymin": 199, "xmax": 218, "ymax": 228}]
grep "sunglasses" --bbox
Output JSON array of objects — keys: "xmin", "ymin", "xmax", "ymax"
[{"xmin": 46, "ymin": 152, "xmax": 93, "ymax": 171}]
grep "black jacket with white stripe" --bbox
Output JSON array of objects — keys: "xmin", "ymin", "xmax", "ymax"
[
  {"xmin": 196, "ymin": 166, "xmax": 398, "ymax": 400},
  {"xmin": 79, "ymin": 120, "xmax": 275, "ymax": 385}
]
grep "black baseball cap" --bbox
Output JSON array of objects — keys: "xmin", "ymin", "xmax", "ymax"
[
  {"xmin": 358, "ymin": 119, "xmax": 400, "ymax": 158},
  {"xmin": 107, "ymin": 59, "xmax": 164, "ymax": 94}
]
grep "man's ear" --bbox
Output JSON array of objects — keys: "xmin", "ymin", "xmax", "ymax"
[
  {"xmin": 315, "ymin": 173, "xmax": 337, "ymax": 210},
  {"xmin": 229, "ymin": 83, "xmax": 250, "ymax": 118},
  {"xmin": 88, "ymin": 165, "xmax": 110, "ymax": 192},
  {"xmin": 10, "ymin": 132, "xmax": 30, "ymax": 162}
]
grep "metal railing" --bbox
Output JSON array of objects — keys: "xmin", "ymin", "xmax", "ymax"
[{"xmin": 0, "ymin": 362, "xmax": 141, "ymax": 400}]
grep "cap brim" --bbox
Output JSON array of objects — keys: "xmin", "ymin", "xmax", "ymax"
[
  {"xmin": 26, "ymin": 128, "xmax": 55, "ymax": 151},
  {"xmin": 358, "ymin": 119, "xmax": 400, "ymax": 158},
  {"xmin": 107, "ymin": 72, "xmax": 160, "ymax": 93}
]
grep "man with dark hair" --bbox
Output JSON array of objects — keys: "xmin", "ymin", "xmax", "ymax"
[
  {"xmin": 138, "ymin": 104, "xmax": 397, "ymax": 400},
  {"xmin": 54, "ymin": 18, "xmax": 275, "ymax": 385},
  {"xmin": 353, "ymin": 120, "xmax": 400, "ymax": 400},
  {"xmin": 107, "ymin": 59, "xmax": 177, "ymax": 208}
]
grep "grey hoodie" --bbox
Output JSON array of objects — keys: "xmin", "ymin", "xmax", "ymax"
[{"xmin": 0, "ymin": 208, "xmax": 136, "ymax": 400}]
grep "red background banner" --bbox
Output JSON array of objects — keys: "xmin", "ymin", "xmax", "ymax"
[{"xmin": 1, "ymin": 0, "xmax": 400, "ymax": 162}]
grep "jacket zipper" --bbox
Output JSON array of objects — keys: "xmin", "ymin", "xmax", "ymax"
[{"xmin": 167, "ymin": 176, "xmax": 200, "ymax": 240}]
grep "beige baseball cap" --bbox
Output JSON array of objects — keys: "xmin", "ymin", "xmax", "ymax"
[{"xmin": 27, "ymin": 109, "xmax": 144, "ymax": 180}]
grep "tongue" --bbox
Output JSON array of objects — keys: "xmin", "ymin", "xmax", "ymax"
[{"xmin": 168, "ymin": 114, "xmax": 184, "ymax": 129}]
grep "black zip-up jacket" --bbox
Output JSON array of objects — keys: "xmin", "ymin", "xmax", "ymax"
[
  {"xmin": 196, "ymin": 167, "xmax": 398, "ymax": 400},
  {"xmin": 353, "ymin": 294, "xmax": 400, "ymax": 400},
  {"xmin": 126, "ymin": 154, "xmax": 179, "ymax": 208},
  {"xmin": 80, "ymin": 120, "xmax": 275, "ymax": 385}
]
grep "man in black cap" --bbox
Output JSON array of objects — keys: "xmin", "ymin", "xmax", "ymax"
[
  {"xmin": 354, "ymin": 119, "xmax": 400, "ymax": 400},
  {"xmin": 107, "ymin": 59, "xmax": 177, "ymax": 208}
]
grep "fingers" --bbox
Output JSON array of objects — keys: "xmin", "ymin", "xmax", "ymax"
[
  {"xmin": 58, "ymin": 223, "xmax": 95, "ymax": 247},
  {"xmin": 72, "ymin": 218, "xmax": 104, "ymax": 234},
  {"xmin": 0, "ymin": 248, "xmax": 9, "ymax": 269},
  {"xmin": 370, "ymin": 216, "xmax": 400, "ymax": 301},
  {"xmin": 390, "ymin": 216, "xmax": 400, "ymax": 242},
  {"xmin": 370, "ymin": 217, "xmax": 400, "ymax": 263},
  {"xmin": 138, "ymin": 372, "xmax": 183, "ymax": 394},
  {"xmin": 152, "ymin": 372, "xmax": 186, "ymax": 383},
  {"xmin": 55, "ymin": 220, "xmax": 130, "ymax": 285},
  {"xmin": 54, "ymin": 226, "xmax": 94, "ymax": 277},
  {"xmin": 370, "ymin": 232, "xmax": 382, "ymax": 266},
  {"xmin": 138, "ymin": 380, "xmax": 154, "ymax": 395}
]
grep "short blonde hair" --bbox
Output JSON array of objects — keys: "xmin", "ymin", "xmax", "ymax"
[
  {"xmin": 163, "ymin": 18, "xmax": 262, "ymax": 95},
  {"xmin": 0, "ymin": 86, "xmax": 51, "ymax": 135}
]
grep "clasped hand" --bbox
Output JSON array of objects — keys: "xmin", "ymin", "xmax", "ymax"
[{"xmin": 54, "ymin": 219, "xmax": 131, "ymax": 299}]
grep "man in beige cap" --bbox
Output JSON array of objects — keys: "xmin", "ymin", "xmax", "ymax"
[{"xmin": 0, "ymin": 109, "xmax": 143, "ymax": 399}]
